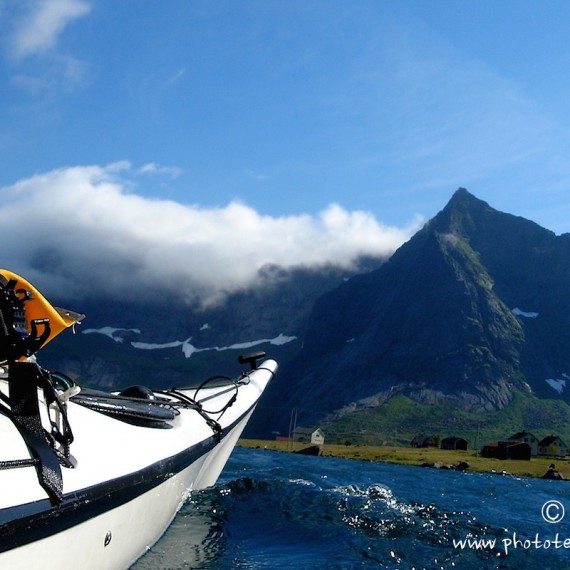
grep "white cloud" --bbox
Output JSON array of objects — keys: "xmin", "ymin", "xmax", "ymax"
[
  {"xmin": 0, "ymin": 163, "xmax": 420, "ymax": 306},
  {"xmin": 2, "ymin": 0, "xmax": 92, "ymax": 94},
  {"xmin": 138, "ymin": 163, "xmax": 184, "ymax": 178},
  {"xmin": 9, "ymin": 0, "xmax": 91, "ymax": 60}
]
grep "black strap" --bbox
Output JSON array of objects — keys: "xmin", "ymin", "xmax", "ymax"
[{"xmin": 9, "ymin": 362, "xmax": 64, "ymax": 504}]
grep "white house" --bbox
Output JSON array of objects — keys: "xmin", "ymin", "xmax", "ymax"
[
  {"xmin": 293, "ymin": 427, "xmax": 325, "ymax": 445},
  {"xmin": 538, "ymin": 435, "xmax": 568, "ymax": 458}
]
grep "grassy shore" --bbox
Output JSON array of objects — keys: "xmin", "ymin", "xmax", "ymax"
[{"xmin": 238, "ymin": 439, "xmax": 570, "ymax": 480}]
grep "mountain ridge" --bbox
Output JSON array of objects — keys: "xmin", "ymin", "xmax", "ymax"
[{"xmin": 254, "ymin": 189, "xmax": 570, "ymax": 435}]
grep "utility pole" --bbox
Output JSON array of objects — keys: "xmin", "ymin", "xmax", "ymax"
[
  {"xmin": 475, "ymin": 422, "xmax": 480, "ymax": 457},
  {"xmin": 288, "ymin": 408, "xmax": 298, "ymax": 451}
]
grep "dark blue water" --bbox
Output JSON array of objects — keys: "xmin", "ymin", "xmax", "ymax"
[{"xmin": 133, "ymin": 448, "xmax": 570, "ymax": 569}]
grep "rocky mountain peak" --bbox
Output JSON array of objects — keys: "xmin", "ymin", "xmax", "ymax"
[{"xmin": 257, "ymin": 188, "xmax": 570, "ymax": 434}]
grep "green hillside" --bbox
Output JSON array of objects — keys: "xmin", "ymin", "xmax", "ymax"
[{"xmin": 320, "ymin": 391, "xmax": 570, "ymax": 449}]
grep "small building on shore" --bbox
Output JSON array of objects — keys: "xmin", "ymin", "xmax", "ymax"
[
  {"xmin": 481, "ymin": 441, "xmax": 531, "ymax": 460},
  {"xmin": 411, "ymin": 434, "xmax": 439, "ymax": 448},
  {"xmin": 538, "ymin": 435, "xmax": 568, "ymax": 458},
  {"xmin": 507, "ymin": 431, "xmax": 539, "ymax": 456},
  {"xmin": 441, "ymin": 436, "xmax": 468, "ymax": 451},
  {"xmin": 293, "ymin": 427, "xmax": 325, "ymax": 445}
]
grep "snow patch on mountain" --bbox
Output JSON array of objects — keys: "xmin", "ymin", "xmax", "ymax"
[
  {"xmin": 512, "ymin": 307, "xmax": 539, "ymax": 318},
  {"xmin": 546, "ymin": 375, "xmax": 569, "ymax": 394},
  {"xmin": 131, "ymin": 332, "xmax": 297, "ymax": 359},
  {"xmin": 82, "ymin": 327, "xmax": 141, "ymax": 343},
  {"xmin": 82, "ymin": 325, "xmax": 296, "ymax": 358}
]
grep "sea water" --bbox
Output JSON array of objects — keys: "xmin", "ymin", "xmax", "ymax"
[{"xmin": 133, "ymin": 448, "xmax": 570, "ymax": 569}]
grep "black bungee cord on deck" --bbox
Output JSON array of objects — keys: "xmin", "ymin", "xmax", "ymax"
[
  {"xmin": 155, "ymin": 352, "xmax": 272, "ymax": 442},
  {"xmin": 153, "ymin": 377, "xmax": 238, "ymax": 444}
]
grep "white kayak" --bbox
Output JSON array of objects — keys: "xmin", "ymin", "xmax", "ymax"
[{"xmin": 0, "ymin": 270, "xmax": 277, "ymax": 569}]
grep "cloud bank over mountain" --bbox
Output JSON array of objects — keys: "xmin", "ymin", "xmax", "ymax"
[{"xmin": 1, "ymin": 163, "xmax": 421, "ymax": 306}]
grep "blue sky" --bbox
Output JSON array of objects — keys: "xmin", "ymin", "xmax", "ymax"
[{"xmin": 1, "ymin": 1, "xmax": 570, "ymax": 302}]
